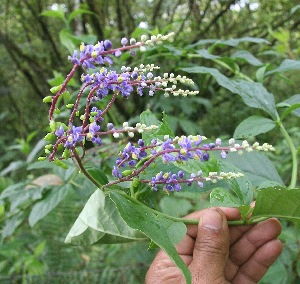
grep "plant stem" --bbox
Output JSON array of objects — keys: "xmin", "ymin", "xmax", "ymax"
[
  {"xmin": 109, "ymin": 189, "xmax": 268, "ymax": 226},
  {"xmin": 73, "ymin": 150, "xmax": 102, "ymax": 189},
  {"xmin": 278, "ymin": 122, "xmax": 298, "ymax": 188}
]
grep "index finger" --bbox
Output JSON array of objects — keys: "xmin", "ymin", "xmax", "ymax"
[{"xmin": 184, "ymin": 207, "xmax": 241, "ymax": 239}]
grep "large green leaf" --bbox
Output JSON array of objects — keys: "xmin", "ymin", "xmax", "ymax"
[
  {"xmin": 182, "ymin": 66, "xmax": 277, "ymax": 119},
  {"xmin": 223, "ymin": 151, "xmax": 284, "ymax": 187},
  {"xmin": 140, "ymin": 110, "xmax": 161, "ymax": 144},
  {"xmin": 110, "ymin": 192, "xmax": 191, "ymax": 284},
  {"xmin": 231, "ymin": 50, "xmax": 263, "ymax": 66},
  {"xmin": 189, "ymin": 37, "xmax": 268, "ymax": 48},
  {"xmin": 29, "ymin": 184, "xmax": 72, "ymax": 227},
  {"xmin": 233, "ymin": 115, "xmax": 276, "ymax": 138},
  {"xmin": 65, "ymin": 189, "xmax": 145, "ymax": 245},
  {"xmin": 265, "ymin": 59, "xmax": 300, "ymax": 76},
  {"xmin": 252, "ymin": 187, "xmax": 300, "ymax": 221}
]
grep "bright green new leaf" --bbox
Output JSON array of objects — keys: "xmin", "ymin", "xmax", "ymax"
[
  {"xmin": 110, "ymin": 192, "xmax": 191, "ymax": 284},
  {"xmin": 252, "ymin": 187, "xmax": 300, "ymax": 221},
  {"xmin": 65, "ymin": 189, "xmax": 145, "ymax": 245},
  {"xmin": 234, "ymin": 115, "xmax": 276, "ymax": 139}
]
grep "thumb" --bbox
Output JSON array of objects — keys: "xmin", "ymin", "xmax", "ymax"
[{"xmin": 188, "ymin": 208, "xmax": 229, "ymax": 283}]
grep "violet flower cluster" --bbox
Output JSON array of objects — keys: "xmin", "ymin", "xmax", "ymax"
[{"xmin": 42, "ymin": 32, "xmax": 275, "ymax": 192}]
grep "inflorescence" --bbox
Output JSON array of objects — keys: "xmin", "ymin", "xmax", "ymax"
[{"xmin": 42, "ymin": 32, "xmax": 275, "ymax": 192}]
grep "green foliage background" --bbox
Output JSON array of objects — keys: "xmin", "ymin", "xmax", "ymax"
[{"xmin": 0, "ymin": 0, "xmax": 299, "ymax": 283}]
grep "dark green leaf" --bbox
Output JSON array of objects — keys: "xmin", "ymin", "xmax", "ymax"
[
  {"xmin": 159, "ymin": 196, "xmax": 193, "ymax": 217},
  {"xmin": 0, "ymin": 161, "xmax": 26, "ymax": 176},
  {"xmin": 223, "ymin": 151, "xmax": 284, "ymax": 187},
  {"xmin": 59, "ymin": 29, "xmax": 77, "ymax": 54},
  {"xmin": 182, "ymin": 66, "xmax": 277, "ymax": 118},
  {"xmin": 252, "ymin": 187, "xmax": 300, "ymax": 221},
  {"xmin": 231, "ymin": 50, "xmax": 263, "ymax": 66},
  {"xmin": 233, "ymin": 116, "xmax": 276, "ymax": 138},
  {"xmin": 189, "ymin": 37, "xmax": 268, "ymax": 48},
  {"xmin": 65, "ymin": 189, "xmax": 145, "ymax": 245},
  {"xmin": 29, "ymin": 184, "xmax": 71, "ymax": 227},
  {"xmin": 86, "ymin": 167, "xmax": 109, "ymax": 186},
  {"xmin": 265, "ymin": 59, "xmax": 300, "ymax": 76},
  {"xmin": 110, "ymin": 192, "xmax": 191, "ymax": 284},
  {"xmin": 277, "ymin": 94, "xmax": 300, "ymax": 118}
]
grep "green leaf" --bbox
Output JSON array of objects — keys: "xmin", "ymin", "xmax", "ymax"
[
  {"xmin": 255, "ymin": 64, "xmax": 269, "ymax": 82},
  {"xmin": 252, "ymin": 187, "xmax": 300, "ymax": 221},
  {"xmin": 65, "ymin": 189, "xmax": 145, "ymax": 245},
  {"xmin": 140, "ymin": 110, "xmax": 161, "ymax": 144},
  {"xmin": 291, "ymin": 5, "xmax": 300, "ymax": 14},
  {"xmin": 210, "ymin": 188, "xmax": 241, "ymax": 207},
  {"xmin": 233, "ymin": 116, "xmax": 276, "ymax": 138},
  {"xmin": 40, "ymin": 10, "xmax": 65, "ymax": 22},
  {"xmin": 28, "ymin": 184, "xmax": 71, "ymax": 227},
  {"xmin": 182, "ymin": 66, "xmax": 277, "ymax": 119},
  {"xmin": 265, "ymin": 59, "xmax": 300, "ymax": 76},
  {"xmin": 218, "ymin": 160, "xmax": 253, "ymax": 205},
  {"xmin": 110, "ymin": 192, "xmax": 191, "ymax": 284},
  {"xmin": 159, "ymin": 196, "xmax": 193, "ymax": 217},
  {"xmin": 86, "ymin": 167, "xmax": 108, "ymax": 186},
  {"xmin": 189, "ymin": 37, "xmax": 268, "ymax": 48},
  {"xmin": 156, "ymin": 112, "xmax": 174, "ymax": 137},
  {"xmin": 223, "ymin": 151, "xmax": 284, "ymax": 187},
  {"xmin": 277, "ymin": 94, "xmax": 300, "ymax": 118},
  {"xmin": 59, "ymin": 29, "xmax": 78, "ymax": 54},
  {"xmin": 231, "ymin": 50, "xmax": 263, "ymax": 66},
  {"xmin": 0, "ymin": 161, "xmax": 26, "ymax": 176},
  {"xmin": 67, "ymin": 9, "xmax": 96, "ymax": 24}
]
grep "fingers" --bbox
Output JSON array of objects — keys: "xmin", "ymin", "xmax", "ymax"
[
  {"xmin": 225, "ymin": 218, "xmax": 282, "ymax": 281},
  {"xmin": 188, "ymin": 208, "xmax": 229, "ymax": 283},
  {"xmin": 231, "ymin": 239, "xmax": 283, "ymax": 284}
]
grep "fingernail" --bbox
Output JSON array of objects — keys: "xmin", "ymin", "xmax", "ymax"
[{"xmin": 201, "ymin": 209, "xmax": 223, "ymax": 230}]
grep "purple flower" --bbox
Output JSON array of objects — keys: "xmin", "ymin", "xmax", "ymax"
[
  {"xmin": 112, "ymin": 166, "xmax": 122, "ymax": 178},
  {"xmin": 64, "ymin": 126, "xmax": 83, "ymax": 149},
  {"xmin": 55, "ymin": 125, "xmax": 64, "ymax": 137},
  {"xmin": 68, "ymin": 50, "xmax": 80, "ymax": 65},
  {"xmin": 104, "ymin": 39, "xmax": 112, "ymax": 50},
  {"xmin": 89, "ymin": 122, "xmax": 100, "ymax": 135}
]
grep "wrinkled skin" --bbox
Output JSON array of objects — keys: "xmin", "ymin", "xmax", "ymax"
[{"xmin": 146, "ymin": 208, "xmax": 282, "ymax": 284}]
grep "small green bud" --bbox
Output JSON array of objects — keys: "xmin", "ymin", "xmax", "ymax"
[
  {"xmin": 50, "ymin": 85, "xmax": 62, "ymax": 93},
  {"xmin": 54, "ymin": 108, "xmax": 60, "ymax": 114},
  {"xmin": 121, "ymin": 170, "xmax": 133, "ymax": 177},
  {"xmin": 90, "ymin": 111, "xmax": 98, "ymax": 116},
  {"xmin": 45, "ymin": 144, "xmax": 52, "ymax": 150},
  {"xmin": 49, "ymin": 120, "xmax": 56, "ymax": 131},
  {"xmin": 62, "ymin": 149, "xmax": 70, "ymax": 159},
  {"xmin": 132, "ymin": 178, "xmax": 140, "ymax": 188},
  {"xmin": 76, "ymin": 111, "xmax": 80, "ymax": 116},
  {"xmin": 80, "ymin": 115, "xmax": 85, "ymax": 120},
  {"xmin": 66, "ymin": 104, "xmax": 74, "ymax": 109},
  {"xmin": 44, "ymin": 133, "xmax": 56, "ymax": 142},
  {"xmin": 43, "ymin": 96, "xmax": 53, "ymax": 103},
  {"xmin": 44, "ymin": 149, "xmax": 50, "ymax": 155},
  {"xmin": 38, "ymin": 157, "xmax": 47, "ymax": 161},
  {"xmin": 53, "ymin": 159, "xmax": 68, "ymax": 169}
]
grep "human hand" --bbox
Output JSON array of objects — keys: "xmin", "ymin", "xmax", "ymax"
[{"xmin": 146, "ymin": 208, "xmax": 282, "ymax": 284}]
